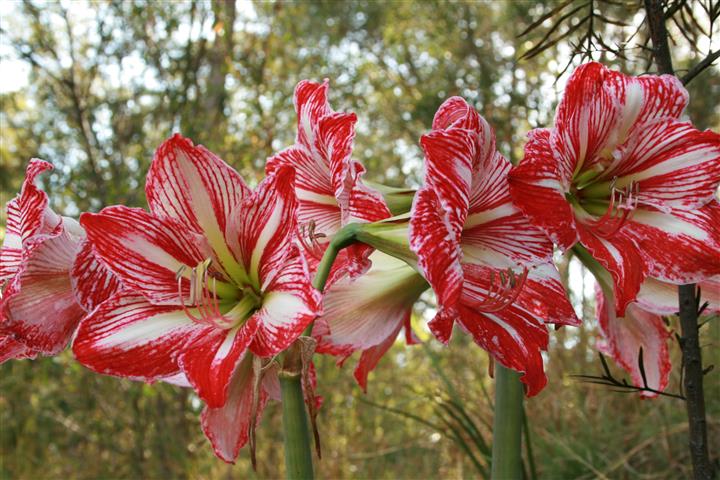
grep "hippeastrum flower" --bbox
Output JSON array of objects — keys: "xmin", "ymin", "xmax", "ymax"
[
  {"xmin": 410, "ymin": 97, "xmax": 580, "ymax": 396},
  {"xmin": 267, "ymin": 79, "xmax": 419, "ymax": 389},
  {"xmin": 509, "ymin": 62, "xmax": 720, "ymax": 316},
  {"xmin": 72, "ymin": 134, "xmax": 321, "ymax": 462},
  {"xmin": 266, "ymin": 79, "xmax": 391, "ymax": 280},
  {"xmin": 0, "ymin": 159, "xmax": 119, "ymax": 361},
  {"xmin": 595, "ymin": 275, "xmax": 720, "ymax": 397},
  {"xmin": 313, "ymin": 250, "xmax": 426, "ymax": 391}
]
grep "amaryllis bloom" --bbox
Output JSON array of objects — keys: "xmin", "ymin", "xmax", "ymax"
[
  {"xmin": 313, "ymin": 251, "xmax": 425, "ymax": 391},
  {"xmin": 267, "ymin": 80, "xmax": 416, "ymax": 389},
  {"xmin": 0, "ymin": 160, "xmax": 119, "ymax": 361},
  {"xmin": 72, "ymin": 134, "xmax": 321, "ymax": 462},
  {"xmin": 595, "ymin": 276, "xmax": 719, "ymax": 397},
  {"xmin": 266, "ymin": 79, "xmax": 391, "ymax": 279},
  {"xmin": 509, "ymin": 62, "xmax": 720, "ymax": 316},
  {"xmin": 410, "ymin": 97, "xmax": 580, "ymax": 396}
]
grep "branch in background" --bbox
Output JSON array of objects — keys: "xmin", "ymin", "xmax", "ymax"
[{"xmin": 681, "ymin": 50, "xmax": 720, "ymax": 85}]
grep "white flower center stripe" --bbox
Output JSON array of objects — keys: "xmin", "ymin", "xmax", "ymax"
[
  {"xmin": 296, "ymin": 188, "xmax": 339, "ymax": 206},
  {"xmin": 632, "ymin": 209, "xmax": 709, "ymax": 240},
  {"xmin": 250, "ymin": 197, "xmax": 284, "ymax": 286},
  {"xmin": 95, "ymin": 309, "xmax": 195, "ymax": 349},
  {"xmin": 463, "ymin": 204, "xmax": 517, "ymax": 229},
  {"xmin": 213, "ymin": 326, "xmax": 239, "ymax": 364},
  {"xmin": 618, "ymin": 148, "xmax": 717, "ymax": 186},
  {"xmin": 260, "ymin": 292, "xmax": 307, "ymax": 328}
]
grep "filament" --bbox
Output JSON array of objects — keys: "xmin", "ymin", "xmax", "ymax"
[{"xmin": 476, "ymin": 267, "xmax": 529, "ymax": 313}]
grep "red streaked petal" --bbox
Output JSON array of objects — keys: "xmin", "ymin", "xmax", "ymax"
[
  {"xmin": 419, "ymin": 128, "xmax": 476, "ymax": 237},
  {"xmin": 509, "ymin": 129, "xmax": 578, "ymax": 250},
  {"xmin": 201, "ymin": 353, "xmax": 268, "ymax": 464},
  {"xmin": 577, "ymin": 225, "xmax": 645, "ymax": 316},
  {"xmin": 516, "ymin": 263, "xmax": 581, "ymax": 327},
  {"xmin": 457, "ymin": 304, "xmax": 548, "ymax": 397},
  {"xmin": 432, "ymin": 96, "xmax": 482, "ymax": 131},
  {"xmin": 72, "ymin": 293, "xmax": 202, "ymax": 381},
  {"xmin": 609, "ymin": 120, "xmax": 719, "ymax": 210},
  {"xmin": 428, "ymin": 307, "xmax": 457, "ymax": 345},
  {"xmin": 596, "ymin": 290, "xmax": 671, "ymax": 397},
  {"xmin": 315, "ymin": 251, "xmax": 425, "ymax": 356},
  {"xmin": 625, "ymin": 201, "xmax": 720, "ymax": 284},
  {"xmin": 410, "ymin": 188, "xmax": 464, "ymax": 312},
  {"xmin": 316, "ymin": 112, "xmax": 357, "ymax": 216},
  {"xmin": 71, "ymin": 240, "xmax": 123, "ymax": 312},
  {"xmin": 636, "ymin": 276, "xmax": 720, "ymax": 315},
  {"xmin": 3, "ymin": 229, "xmax": 84, "ymax": 354},
  {"xmin": 80, "ymin": 206, "xmax": 211, "ymax": 305},
  {"xmin": 146, "ymin": 134, "xmax": 249, "ymax": 280},
  {"xmin": 0, "ymin": 334, "xmax": 37, "ymax": 363},
  {"xmin": 353, "ymin": 319, "xmax": 403, "ymax": 392},
  {"xmin": 294, "ymin": 79, "xmax": 332, "ymax": 150},
  {"xmin": 226, "ymin": 166, "xmax": 298, "ymax": 290},
  {"xmin": 249, "ymin": 252, "xmax": 321, "ymax": 357},
  {"xmin": 179, "ymin": 316, "xmax": 259, "ymax": 408}
]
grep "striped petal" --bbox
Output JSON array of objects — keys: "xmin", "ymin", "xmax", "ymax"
[
  {"xmin": 577, "ymin": 225, "xmax": 645, "ymax": 316},
  {"xmin": 596, "ymin": 290, "xmax": 671, "ymax": 397},
  {"xmin": 2, "ymin": 229, "xmax": 85, "ymax": 354},
  {"xmin": 72, "ymin": 293, "xmax": 204, "ymax": 381},
  {"xmin": 509, "ymin": 128, "xmax": 578, "ymax": 250},
  {"xmin": 410, "ymin": 188, "xmax": 464, "ymax": 316},
  {"xmin": 636, "ymin": 276, "xmax": 720, "ymax": 315},
  {"xmin": 432, "ymin": 96, "xmax": 482, "ymax": 131},
  {"xmin": 0, "ymin": 159, "xmax": 62, "ymax": 281},
  {"xmin": 517, "ymin": 263, "xmax": 581, "ymax": 327},
  {"xmin": 249, "ymin": 251, "xmax": 321, "ymax": 357},
  {"xmin": 146, "ymin": 134, "xmax": 249, "ymax": 282},
  {"xmin": 624, "ymin": 201, "xmax": 720, "ymax": 284},
  {"xmin": 294, "ymin": 79, "xmax": 332, "ymax": 151},
  {"xmin": 419, "ymin": 129, "xmax": 476, "ymax": 238},
  {"xmin": 0, "ymin": 334, "xmax": 37, "ymax": 363},
  {"xmin": 70, "ymin": 240, "xmax": 123, "ymax": 312},
  {"xmin": 226, "ymin": 166, "xmax": 298, "ymax": 291},
  {"xmin": 179, "ymin": 316, "xmax": 259, "ymax": 408},
  {"xmin": 201, "ymin": 353, "xmax": 268, "ymax": 464},
  {"xmin": 314, "ymin": 252, "xmax": 426, "ymax": 390},
  {"xmin": 80, "ymin": 206, "xmax": 211, "ymax": 305},
  {"xmin": 607, "ymin": 120, "xmax": 719, "ymax": 211}
]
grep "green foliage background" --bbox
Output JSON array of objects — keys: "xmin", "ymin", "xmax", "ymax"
[{"xmin": 1, "ymin": 1, "xmax": 718, "ymax": 478}]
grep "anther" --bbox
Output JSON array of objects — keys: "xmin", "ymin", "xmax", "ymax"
[{"xmin": 590, "ymin": 179, "xmax": 639, "ymax": 238}]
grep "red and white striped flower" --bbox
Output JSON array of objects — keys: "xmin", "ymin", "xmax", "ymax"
[
  {"xmin": 72, "ymin": 134, "xmax": 321, "ymax": 462},
  {"xmin": 267, "ymin": 80, "xmax": 418, "ymax": 389},
  {"xmin": 509, "ymin": 62, "xmax": 720, "ymax": 316},
  {"xmin": 595, "ymin": 276, "xmax": 719, "ymax": 397},
  {"xmin": 0, "ymin": 160, "xmax": 119, "ymax": 361},
  {"xmin": 266, "ymin": 79, "xmax": 391, "ymax": 280},
  {"xmin": 410, "ymin": 98, "xmax": 580, "ymax": 396}
]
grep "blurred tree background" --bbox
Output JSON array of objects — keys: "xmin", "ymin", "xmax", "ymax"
[{"xmin": 1, "ymin": 1, "xmax": 718, "ymax": 478}]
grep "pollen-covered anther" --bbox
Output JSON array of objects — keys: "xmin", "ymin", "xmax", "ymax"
[
  {"xmin": 476, "ymin": 266, "xmax": 529, "ymax": 313},
  {"xmin": 298, "ymin": 220, "xmax": 327, "ymax": 260},
  {"xmin": 591, "ymin": 180, "xmax": 640, "ymax": 238},
  {"xmin": 175, "ymin": 260, "xmax": 232, "ymax": 328}
]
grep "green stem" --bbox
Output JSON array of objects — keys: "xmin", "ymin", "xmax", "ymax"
[
  {"xmin": 280, "ymin": 375, "xmax": 314, "ymax": 480},
  {"xmin": 280, "ymin": 223, "xmax": 360, "ymax": 479},
  {"xmin": 491, "ymin": 365, "xmax": 524, "ymax": 480}
]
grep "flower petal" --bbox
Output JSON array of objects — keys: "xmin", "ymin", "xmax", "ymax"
[
  {"xmin": 0, "ymin": 160, "xmax": 62, "ymax": 281},
  {"xmin": 432, "ymin": 96, "xmax": 482, "ymax": 131},
  {"xmin": 226, "ymin": 167, "xmax": 298, "ymax": 291},
  {"xmin": 315, "ymin": 251, "xmax": 425, "ymax": 367},
  {"xmin": 70, "ymin": 240, "xmax": 123, "ymax": 312},
  {"xmin": 596, "ymin": 290, "xmax": 671, "ymax": 397},
  {"xmin": 72, "ymin": 293, "xmax": 203, "ymax": 381},
  {"xmin": 3, "ymin": 229, "xmax": 85, "ymax": 354},
  {"xmin": 353, "ymin": 319, "xmax": 403, "ymax": 392},
  {"xmin": 509, "ymin": 129, "xmax": 578, "ymax": 250},
  {"xmin": 517, "ymin": 263, "xmax": 581, "ymax": 327},
  {"xmin": 201, "ymin": 353, "xmax": 268, "ymax": 464},
  {"xmin": 624, "ymin": 201, "xmax": 720, "ymax": 284},
  {"xmin": 249, "ymin": 251, "xmax": 321, "ymax": 357},
  {"xmin": 608, "ymin": 120, "xmax": 720, "ymax": 210},
  {"xmin": 80, "ymin": 206, "xmax": 211, "ymax": 305},
  {"xmin": 0, "ymin": 334, "xmax": 37, "ymax": 363},
  {"xmin": 146, "ymin": 134, "xmax": 249, "ymax": 281},
  {"xmin": 577, "ymin": 225, "xmax": 645, "ymax": 316},
  {"xmin": 410, "ymin": 188, "xmax": 464, "ymax": 314},
  {"xmin": 636, "ymin": 276, "xmax": 720, "ymax": 315},
  {"xmin": 294, "ymin": 79, "xmax": 332, "ymax": 150}
]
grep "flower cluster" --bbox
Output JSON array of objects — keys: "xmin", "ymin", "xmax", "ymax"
[{"xmin": 1, "ymin": 62, "xmax": 718, "ymax": 461}]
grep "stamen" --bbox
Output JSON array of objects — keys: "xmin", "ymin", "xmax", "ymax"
[
  {"xmin": 589, "ymin": 179, "xmax": 639, "ymax": 238},
  {"xmin": 476, "ymin": 267, "xmax": 529, "ymax": 313},
  {"xmin": 176, "ymin": 259, "xmax": 235, "ymax": 328},
  {"xmin": 298, "ymin": 220, "xmax": 327, "ymax": 261}
]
